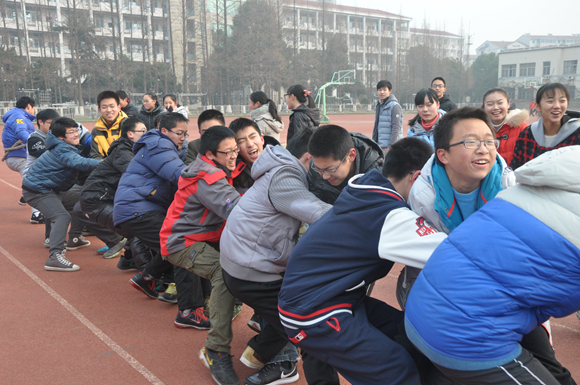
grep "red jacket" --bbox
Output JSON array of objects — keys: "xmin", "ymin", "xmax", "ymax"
[{"xmin": 495, "ymin": 109, "xmax": 529, "ymax": 166}]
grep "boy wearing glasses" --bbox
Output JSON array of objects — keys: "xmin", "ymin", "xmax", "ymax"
[
  {"xmin": 91, "ymin": 90, "xmax": 128, "ymax": 160},
  {"xmin": 160, "ymin": 126, "xmax": 245, "ymax": 385},
  {"xmin": 22, "ymin": 117, "xmax": 101, "ymax": 271},
  {"xmin": 430, "ymin": 77, "xmax": 457, "ymax": 112},
  {"xmin": 308, "ymin": 125, "xmax": 383, "ymax": 204}
]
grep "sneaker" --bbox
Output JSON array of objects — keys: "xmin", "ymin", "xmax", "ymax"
[
  {"xmin": 240, "ymin": 346, "xmax": 266, "ymax": 370},
  {"xmin": 232, "ymin": 304, "xmax": 243, "ymax": 321},
  {"xmin": 129, "ymin": 272, "xmax": 158, "ymax": 299},
  {"xmin": 200, "ymin": 347, "xmax": 240, "ymax": 385},
  {"xmin": 81, "ymin": 229, "xmax": 93, "ymax": 237},
  {"xmin": 243, "ymin": 361, "xmax": 299, "ymax": 385},
  {"xmin": 97, "ymin": 245, "xmax": 109, "ymax": 254},
  {"xmin": 30, "ymin": 212, "xmax": 44, "ymax": 224},
  {"xmin": 247, "ymin": 314, "xmax": 262, "ymax": 333},
  {"xmin": 44, "ymin": 238, "xmax": 66, "ymax": 248},
  {"xmin": 158, "ymin": 283, "xmax": 178, "ymax": 304},
  {"xmin": 66, "ymin": 236, "xmax": 90, "ymax": 251},
  {"xmin": 18, "ymin": 195, "xmax": 27, "ymax": 206},
  {"xmin": 174, "ymin": 308, "xmax": 210, "ymax": 329},
  {"xmin": 117, "ymin": 255, "xmax": 137, "ymax": 271},
  {"xmin": 103, "ymin": 238, "xmax": 127, "ymax": 259},
  {"xmin": 44, "ymin": 252, "xmax": 80, "ymax": 272}
]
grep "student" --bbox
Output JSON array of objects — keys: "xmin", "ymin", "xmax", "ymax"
[
  {"xmin": 511, "ymin": 83, "xmax": 580, "ymax": 170},
  {"xmin": 278, "ymin": 137, "xmax": 446, "ymax": 385},
  {"xmin": 406, "ymin": 107, "xmax": 574, "ymax": 385},
  {"xmin": 404, "ymin": 146, "xmax": 580, "ymax": 385},
  {"xmin": 91, "ymin": 90, "xmax": 128, "ymax": 160},
  {"xmin": 431, "ymin": 77, "xmax": 457, "ymax": 112},
  {"xmin": 482, "ymin": 87, "xmax": 529, "ymax": 166},
  {"xmin": 220, "ymin": 129, "xmax": 331, "ymax": 385},
  {"xmin": 184, "ymin": 109, "xmax": 225, "ymax": 165},
  {"xmin": 22, "ymin": 117, "xmax": 101, "ymax": 271},
  {"xmin": 307, "ymin": 125, "xmax": 383, "ymax": 204},
  {"xmin": 163, "ymin": 93, "xmax": 188, "ymax": 118},
  {"xmin": 285, "ymin": 84, "xmax": 319, "ymax": 142},
  {"xmin": 372, "ymin": 80, "xmax": 403, "ymax": 153},
  {"xmin": 249, "ymin": 91, "xmax": 284, "ymax": 141},
  {"xmin": 407, "ymin": 88, "xmax": 445, "ymax": 148},
  {"xmin": 137, "ymin": 92, "xmax": 164, "ymax": 131},
  {"xmin": 113, "ymin": 113, "xmax": 207, "ymax": 329},
  {"xmin": 116, "ymin": 90, "xmax": 139, "ymax": 117},
  {"xmin": 160, "ymin": 126, "xmax": 244, "ymax": 385}
]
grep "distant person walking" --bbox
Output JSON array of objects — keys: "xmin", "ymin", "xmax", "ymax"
[
  {"xmin": 372, "ymin": 80, "xmax": 403, "ymax": 154},
  {"xmin": 431, "ymin": 77, "xmax": 457, "ymax": 112}
]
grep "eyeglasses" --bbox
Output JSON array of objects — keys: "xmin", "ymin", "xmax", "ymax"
[
  {"xmin": 131, "ymin": 129, "xmax": 147, "ymax": 133},
  {"xmin": 311, "ymin": 152, "xmax": 349, "ymax": 176},
  {"xmin": 431, "ymin": 84, "xmax": 445, "ymax": 89},
  {"xmin": 168, "ymin": 130, "xmax": 189, "ymax": 139},
  {"xmin": 444, "ymin": 139, "xmax": 500, "ymax": 150},
  {"xmin": 65, "ymin": 129, "xmax": 79, "ymax": 135},
  {"xmin": 216, "ymin": 147, "xmax": 240, "ymax": 157}
]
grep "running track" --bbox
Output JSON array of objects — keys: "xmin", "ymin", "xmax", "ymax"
[{"xmin": 1, "ymin": 113, "xmax": 578, "ymax": 384}]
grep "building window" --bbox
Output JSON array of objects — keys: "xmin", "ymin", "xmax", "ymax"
[
  {"xmin": 543, "ymin": 61, "xmax": 550, "ymax": 76},
  {"xmin": 502, "ymin": 64, "xmax": 516, "ymax": 78},
  {"xmin": 564, "ymin": 60, "xmax": 578, "ymax": 75},
  {"xmin": 519, "ymin": 63, "xmax": 535, "ymax": 77}
]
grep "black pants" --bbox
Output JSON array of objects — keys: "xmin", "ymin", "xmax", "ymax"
[
  {"xmin": 72, "ymin": 202, "xmax": 123, "ymax": 247},
  {"xmin": 222, "ymin": 270, "xmax": 339, "ymax": 385},
  {"xmin": 120, "ymin": 211, "xmax": 204, "ymax": 311}
]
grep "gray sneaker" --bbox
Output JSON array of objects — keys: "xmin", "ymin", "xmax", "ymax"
[
  {"xmin": 67, "ymin": 236, "xmax": 90, "ymax": 251},
  {"xmin": 45, "ymin": 252, "xmax": 80, "ymax": 272},
  {"xmin": 103, "ymin": 238, "xmax": 127, "ymax": 259}
]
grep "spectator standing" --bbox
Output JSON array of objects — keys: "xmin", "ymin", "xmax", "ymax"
[
  {"xmin": 431, "ymin": 77, "xmax": 457, "ymax": 112},
  {"xmin": 285, "ymin": 84, "xmax": 319, "ymax": 143},
  {"xmin": 163, "ymin": 94, "xmax": 188, "ymax": 118},
  {"xmin": 372, "ymin": 80, "xmax": 403, "ymax": 154},
  {"xmin": 138, "ymin": 92, "xmax": 165, "ymax": 131},
  {"xmin": 249, "ymin": 91, "xmax": 284, "ymax": 141}
]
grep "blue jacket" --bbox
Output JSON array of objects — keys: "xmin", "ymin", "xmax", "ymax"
[
  {"xmin": 372, "ymin": 94, "xmax": 403, "ymax": 148},
  {"xmin": 2, "ymin": 108, "xmax": 36, "ymax": 158},
  {"xmin": 22, "ymin": 132, "xmax": 100, "ymax": 193},
  {"xmin": 113, "ymin": 129, "xmax": 185, "ymax": 226}
]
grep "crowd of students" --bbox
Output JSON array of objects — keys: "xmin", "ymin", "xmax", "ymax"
[{"xmin": 1, "ymin": 81, "xmax": 579, "ymax": 385}]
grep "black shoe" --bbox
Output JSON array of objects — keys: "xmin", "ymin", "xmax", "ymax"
[
  {"xmin": 174, "ymin": 308, "xmax": 210, "ymax": 329},
  {"xmin": 247, "ymin": 313, "xmax": 262, "ymax": 333},
  {"xmin": 117, "ymin": 255, "xmax": 138, "ymax": 271},
  {"xmin": 66, "ymin": 236, "xmax": 91, "ymax": 250},
  {"xmin": 18, "ymin": 195, "xmax": 27, "ymax": 206},
  {"xmin": 243, "ymin": 361, "xmax": 299, "ymax": 385},
  {"xmin": 129, "ymin": 272, "xmax": 158, "ymax": 299},
  {"xmin": 30, "ymin": 212, "xmax": 44, "ymax": 224},
  {"xmin": 200, "ymin": 347, "xmax": 240, "ymax": 385},
  {"xmin": 158, "ymin": 283, "xmax": 178, "ymax": 304}
]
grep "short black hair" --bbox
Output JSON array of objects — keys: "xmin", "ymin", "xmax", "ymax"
[
  {"xmin": 154, "ymin": 111, "xmax": 168, "ymax": 129},
  {"xmin": 431, "ymin": 77, "xmax": 446, "ymax": 86},
  {"xmin": 51, "ymin": 117, "xmax": 78, "ymax": 138},
  {"xmin": 308, "ymin": 125, "xmax": 354, "ymax": 161},
  {"xmin": 36, "ymin": 109, "xmax": 60, "ymax": 127},
  {"xmin": 198, "ymin": 109, "xmax": 225, "ymax": 129},
  {"xmin": 382, "ymin": 137, "xmax": 433, "ymax": 181},
  {"xmin": 433, "ymin": 107, "xmax": 493, "ymax": 166},
  {"xmin": 229, "ymin": 117, "xmax": 260, "ymax": 135},
  {"xmin": 159, "ymin": 112, "xmax": 188, "ymax": 131},
  {"xmin": 199, "ymin": 126, "xmax": 236, "ymax": 156},
  {"xmin": 376, "ymin": 80, "xmax": 392, "ymax": 90},
  {"xmin": 120, "ymin": 117, "xmax": 145, "ymax": 138},
  {"xmin": 16, "ymin": 96, "xmax": 36, "ymax": 109},
  {"xmin": 536, "ymin": 82, "xmax": 570, "ymax": 106},
  {"xmin": 97, "ymin": 90, "xmax": 120, "ymax": 107},
  {"xmin": 116, "ymin": 90, "xmax": 128, "ymax": 99},
  {"xmin": 287, "ymin": 128, "xmax": 314, "ymax": 159}
]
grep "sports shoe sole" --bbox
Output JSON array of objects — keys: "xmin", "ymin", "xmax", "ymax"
[
  {"xmin": 244, "ymin": 373, "xmax": 300, "ymax": 385},
  {"xmin": 103, "ymin": 249, "xmax": 123, "ymax": 259},
  {"xmin": 240, "ymin": 356, "xmax": 264, "ymax": 370},
  {"xmin": 199, "ymin": 348, "xmax": 236, "ymax": 385},
  {"xmin": 18, "ymin": 197, "xmax": 27, "ymax": 206},
  {"xmin": 158, "ymin": 294, "xmax": 178, "ymax": 304},
  {"xmin": 66, "ymin": 242, "xmax": 91, "ymax": 251},
  {"xmin": 129, "ymin": 279, "xmax": 158, "ymax": 299},
  {"xmin": 174, "ymin": 320, "xmax": 210, "ymax": 330},
  {"xmin": 30, "ymin": 218, "xmax": 44, "ymax": 224},
  {"xmin": 247, "ymin": 319, "xmax": 261, "ymax": 333},
  {"xmin": 45, "ymin": 265, "xmax": 80, "ymax": 272}
]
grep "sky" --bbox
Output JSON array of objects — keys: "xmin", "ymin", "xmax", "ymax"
[{"xmin": 334, "ymin": 0, "xmax": 580, "ymax": 55}]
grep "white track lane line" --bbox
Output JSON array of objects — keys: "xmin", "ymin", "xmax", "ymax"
[
  {"xmin": 0, "ymin": 244, "xmax": 165, "ymax": 385},
  {"xmin": 0, "ymin": 177, "xmax": 22, "ymax": 191}
]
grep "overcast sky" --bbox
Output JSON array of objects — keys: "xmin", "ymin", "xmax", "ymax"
[{"xmin": 334, "ymin": 0, "xmax": 580, "ymax": 55}]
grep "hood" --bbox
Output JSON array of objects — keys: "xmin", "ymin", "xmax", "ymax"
[
  {"xmin": 293, "ymin": 104, "xmax": 321, "ymax": 126},
  {"xmin": 166, "ymin": 105, "xmax": 187, "ymax": 114},
  {"xmin": 2, "ymin": 108, "xmax": 35, "ymax": 123},
  {"xmin": 334, "ymin": 169, "xmax": 402, "ymax": 215},
  {"xmin": 409, "ymin": 111, "xmax": 445, "ymax": 135},
  {"xmin": 107, "ymin": 136, "xmax": 133, "ymax": 156},
  {"xmin": 505, "ymin": 108, "xmax": 529, "ymax": 128},
  {"xmin": 351, "ymin": 132, "xmax": 384, "ymax": 172},
  {"xmin": 530, "ymin": 111, "xmax": 580, "ymax": 147},
  {"xmin": 140, "ymin": 102, "xmax": 164, "ymax": 116},
  {"xmin": 514, "ymin": 146, "xmax": 580, "ymax": 194},
  {"xmin": 250, "ymin": 104, "xmax": 271, "ymax": 120},
  {"xmin": 133, "ymin": 129, "xmax": 175, "ymax": 154},
  {"xmin": 251, "ymin": 144, "xmax": 305, "ymax": 180}
]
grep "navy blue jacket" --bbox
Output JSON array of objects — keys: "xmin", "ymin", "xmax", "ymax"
[
  {"xmin": 22, "ymin": 132, "xmax": 100, "ymax": 193},
  {"xmin": 113, "ymin": 129, "xmax": 185, "ymax": 226}
]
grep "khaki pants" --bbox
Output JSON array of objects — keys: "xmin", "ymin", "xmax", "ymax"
[{"xmin": 163, "ymin": 242, "xmax": 235, "ymax": 353}]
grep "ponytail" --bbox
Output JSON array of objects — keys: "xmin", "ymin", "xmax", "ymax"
[
  {"xmin": 250, "ymin": 91, "xmax": 282, "ymax": 123},
  {"xmin": 286, "ymin": 84, "xmax": 315, "ymax": 108}
]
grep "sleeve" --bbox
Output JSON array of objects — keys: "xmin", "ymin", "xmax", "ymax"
[
  {"xmin": 89, "ymin": 128, "xmax": 105, "ymax": 160},
  {"xmin": 378, "ymin": 207, "xmax": 447, "ymax": 268},
  {"xmin": 61, "ymin": 149, "xmax": 101, "ymax": 172},
  {"xmin": 27, "ymin": 136, "xmax": 46, "ymax": 158},
  {"xmin": 269, "ymin": 167, "xmax": 332, "ymax": 225},
  {"xmin": 184, "ymin": 139, "xmax": 200, "ymax": 165},
  {"xmin": 15, "ymin": 117, "xmax": 32, "ymax": 143},
  {"xmin": 510, "ymin": 138, "xmax": 525, "ymax": 170},
  {"xmin": 149, "ymin": 145, "xmax": 185, "ymax": 186},
  {"xmin": 372, "ymin": 104, "xmax": 379, "ymax": 143},
  {"xmin": 196, "ymin": 178, "xmax": 241, "ymax": 221},
  {"xmin": 388, "ymin": 103, "xmax": 403, "ymax": 148}
]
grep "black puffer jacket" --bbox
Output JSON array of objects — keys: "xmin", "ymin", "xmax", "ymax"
[
  {"xmin": 80, "ymin": 137, "xmax": 135, "ymax": 230},
  {"xmin": 287, "ymin": 104, "xmax": 320, "ymax": 142},
  {"xmin": 307, "ymin": 132, "xmax": 383, "ymax": 204},
  {"xmin": 438, "ymin": 95, "xmax": 457, "ymax": 112},
  {"xmin": 122, "ymin": 103, "xmax": 140, "ymax": 117},
  {"xmin": 137, "ymin": 103, "xmax": 165, "ymax": 131}
]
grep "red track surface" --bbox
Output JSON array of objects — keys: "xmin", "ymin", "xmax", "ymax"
[{"xmin": 1, "ymin": 113, "xmax": 578, "ymax": 384}]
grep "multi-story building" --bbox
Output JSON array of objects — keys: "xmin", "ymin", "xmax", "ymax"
[
  {"xmin": 476, "ymin": 34, "xmax": 580, "ymax": 56},
  {"xmin": 409, "ymin": 28, "xmax": 463, "ymax": 60},
  {"xmin": 498, "ymin": 45, "xmax": 579, "ymax": 100}
]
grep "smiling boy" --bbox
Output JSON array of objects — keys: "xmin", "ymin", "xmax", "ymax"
[{"xmin": 91, "ymin": 90, "xmax": 128, "ymax": 160}]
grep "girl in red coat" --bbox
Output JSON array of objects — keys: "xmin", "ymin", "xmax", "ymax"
[{"xmin": 482, "ymin": 87, "xmax": 529, "ymax": 166}]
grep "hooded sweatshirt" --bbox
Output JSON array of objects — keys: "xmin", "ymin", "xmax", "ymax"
[
  {"xmin": 2, "ymin": 108, "xmax": 36, "ymax": 159},
  {"xmin": 250, "ymin": 104, "xmax": 284, "ymax": 141}
]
